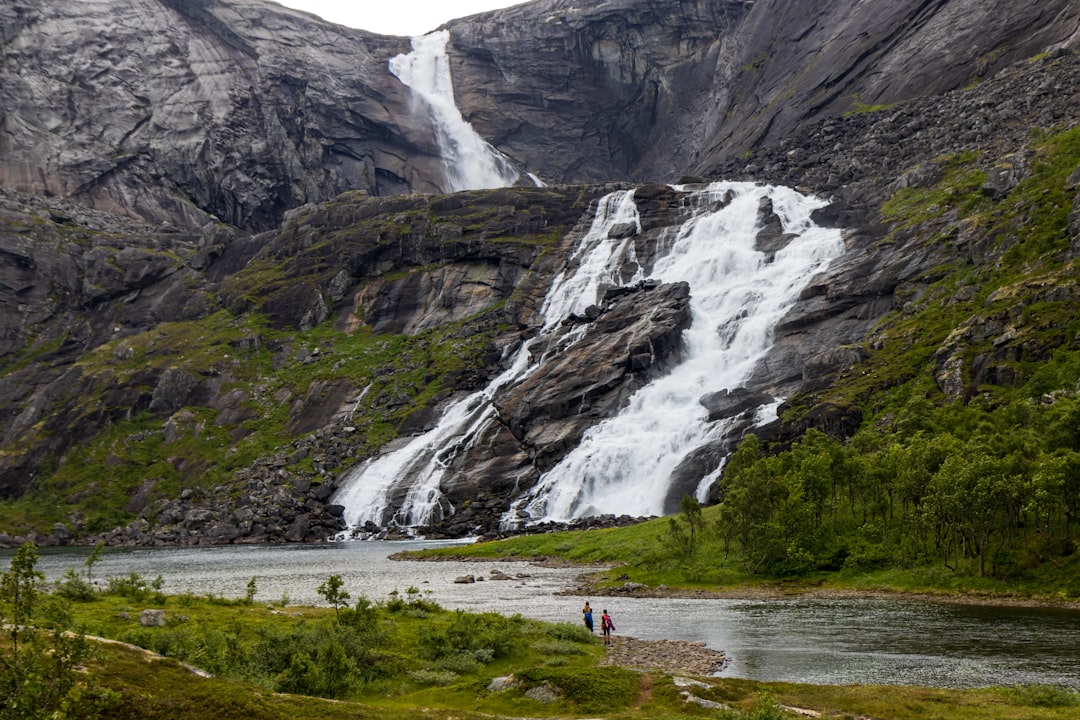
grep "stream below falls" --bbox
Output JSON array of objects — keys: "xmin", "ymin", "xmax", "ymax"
[{"xmin": 17, "ymin": 540, "xmax": 1080, "ymax": 690}]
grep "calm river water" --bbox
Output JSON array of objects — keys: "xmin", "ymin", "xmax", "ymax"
[{"xmin": 15, "ymin": 540, "xmax": 1080, "ymax": 690}]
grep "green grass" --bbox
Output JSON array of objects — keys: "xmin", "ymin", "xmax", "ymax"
[
  {"xmin": 407, "ymin": 503, "xmax": 1080, "ymax": 604},
  {"xmin": 52, "ymin": 630, "xmax": 1080, "ymax": 720},
  {"xmin": 2, "ymin": 548, "xmax": 1076, "ymax": 720},
  {"xmin": 36, "ymin": 587, "xmax": 1077, "ymax": 720}
]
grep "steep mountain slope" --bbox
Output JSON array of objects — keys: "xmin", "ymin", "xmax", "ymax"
[
  {"xmin": 447, "ymin": 0, "xmax": 1080, "ymax": 183},
  {"xmin": 0, "ymin": 0, "xmax": 1079, "ymax": 546},
  {"xmin": 4, "ymin": 0, "xmax": 1076, "ymax": 232},
  {"xmin": 0, "ymin": 0, "xmax": 417, "ymax": 231}
]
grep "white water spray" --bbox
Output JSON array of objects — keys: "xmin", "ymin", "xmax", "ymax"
[
  {"xmin": 516, "ymin": 183, "xmax": 843, "ymax": 521},
  {"xmin": 333, "ymin": 182, "xmax": 843, "ymax": 532},
  {"xmin": 333, "ymin": 190, "xmax": 641, "ymax": 530},
  {"xmin": 390, "ymin": 30, "xmax": 519, "ymax": 192}
]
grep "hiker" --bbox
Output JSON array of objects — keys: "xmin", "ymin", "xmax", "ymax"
[
  {"xmin": 601, "ymin": 609, "xmax": 615, "ymax": 645},
  {"xmin": 582, "ymin": 601, "xmax": 594, "ymax": 632}
]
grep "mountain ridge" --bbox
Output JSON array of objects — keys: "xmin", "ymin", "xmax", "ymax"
[{"xmin": 1, "ymin": 0, "xmax": 1079, "ymax": 545}]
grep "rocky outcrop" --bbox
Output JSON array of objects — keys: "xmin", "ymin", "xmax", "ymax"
[
  {"xmin": 0, "ymin": 0, "xmax": 419, "ymax": 231},
  {"xmin": 492, "ymin": 280, "xmax": 691, "ymax": 469},
  {"xmin": 735, "ymin": 49, "xmax": 1080, "ymax": 398},
  {"xmin": 4, "ymin": 0, "xmax": 1076, "ymax": 234},
  {"xmin": 2, "ymin": 0, "xmax": 1080, "ymax": 544},
  {"xmin": 447, "ymin": 0, "xmax": 1079, "ymax": 183},
  {"xmin": 0, "ymin": 183, "xmax": 615, "ymax": 514},
  {"xmin": 221, "ymin": 185, "xmax": 611, "ymax": 332},
  {"xmin": 418, "ymin": 279, "xmax": 694, "ymax": 522}
]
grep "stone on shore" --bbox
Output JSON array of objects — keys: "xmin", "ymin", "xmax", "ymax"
[{"xmin": 600, "ymin": 636, "xmax": 727, "ymax": 676}]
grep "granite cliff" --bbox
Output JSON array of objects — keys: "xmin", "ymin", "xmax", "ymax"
[{"xmin": 1, "ymin": 0, "xmax": 1079, "ymax": 545}]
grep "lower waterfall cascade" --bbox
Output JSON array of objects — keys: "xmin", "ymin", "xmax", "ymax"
[{"xmin": 332, "ymin": 182, "xmax": 845, "ymax": 534}]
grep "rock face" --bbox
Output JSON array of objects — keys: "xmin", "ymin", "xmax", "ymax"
[
  {"xmin": 447, "ymin": 0, "xmax": 1080, "ymax": 183},
  {"xmin": 0, "ymin": 0, "xmax": 421, "ymax": 231},
  {"xmin": 3, "ymin": 0, "xmax": 1076, "ymax": 233},
  {"xmin": 440, "ymin": 279, "xmax": 692, "ymax": 509},
  {"xmin": 1, "ymin": 0, "xmax": 1080, "ymax": 545}
]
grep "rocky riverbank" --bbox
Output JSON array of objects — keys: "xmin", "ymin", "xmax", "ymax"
[{"xmin": 600, "ymin": 636, "xmax": 727, "ymax": 675}]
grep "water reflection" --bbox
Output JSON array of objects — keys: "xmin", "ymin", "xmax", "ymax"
[{"xmin": 11, "ymin": 542, "xmax": 1080, "ymax": 689}]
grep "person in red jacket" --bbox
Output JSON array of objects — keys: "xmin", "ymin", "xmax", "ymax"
[{"xmin": 601, "ymin": 609, "xmax": 615, "ymax": 645}]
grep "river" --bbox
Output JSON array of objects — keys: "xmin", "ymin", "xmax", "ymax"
[{"xmin": 14, "ymin": 540, "xmax": 1080, "ymax": 690}]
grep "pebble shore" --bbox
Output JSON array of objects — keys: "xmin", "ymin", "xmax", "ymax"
[{"xmin": 599, "ymin": 635, "xmax": 727, "ymax": 675}]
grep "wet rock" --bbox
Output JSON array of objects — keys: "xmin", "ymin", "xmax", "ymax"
[{"xmin": 700, "ymin": 388, "xmax": 774, "ymax": 423}]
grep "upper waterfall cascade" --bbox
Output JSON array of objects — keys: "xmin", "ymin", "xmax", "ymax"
[
  {"xmin": 389, "ymin": 30, "xmax": 520, "ymax": 192},
  {"xmin": 332, "ymin": 182, "xmax": 845, "ymax": 533}
]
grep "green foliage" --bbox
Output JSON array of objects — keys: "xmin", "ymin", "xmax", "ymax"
[
  {"xmin": 316, "ymin": 575, "xmax": 349, "ymax": 616},
  {"xmin": 2, "ymin": 543, "xmax": 44, "ymax": 654},
  {"xmin": 1, "ymin": 543, "xmax": 120, "ymax": 719},
  {"xmin": 517, "ymin": 665, "xmax": 639, "ymax": 712},
  {"xmin": 999, "ymin": 684, "xmax": 1079, "ymax": 708},
  {"xmin": 274, "ymin": 639, "xmax": 358, "ymax": 698},
  {"xmin": 105, "ymin": 573, "xmax": 166, "ymax": 604},
  {"xmin": 54, "ymin": 567, "xmax": 97, "ymax": 602},
  {"xmin": 416, "ymin": 609, "xmax": 517, "ymax": 662},
  {"xmin": 406, "ymin": 668, "xmax": 459, "ymax": 686}
]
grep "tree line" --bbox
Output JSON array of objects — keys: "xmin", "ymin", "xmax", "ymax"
[{"xmin": 704, "ymin": 395, "xmax": 1080, "ymax": 579}]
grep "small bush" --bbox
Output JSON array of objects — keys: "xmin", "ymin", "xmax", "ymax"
[
  {"xmin": 105, "ymin": 573, "xmax": 166, "ymax": 604},
  {"xmin": 746, "ymin": 692, "xmax": 789, "ymax": 720},
  {"xmin": 435, "ymin": 652, "xmax": 481, "ymax": 674},
  {"xmin": 408, "ymin": 669, "xmax": 459, "ymax": 686},
  {"xmin": 517, "ymin": 666, "xmax": 638, "ymax": 712},
  {"xmin": 53, "ymin": 568, "xmax": 97, "ymax": 601},
  {"xmin": 417, "ymin": 610, "xmax": 517, "ymax": 661},
  {"xmin": 541, "ymin": 622, "xmax": 593, "ymax": 644}
]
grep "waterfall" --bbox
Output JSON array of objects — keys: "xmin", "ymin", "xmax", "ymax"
[
  {"xmin": 332, "ymin": 182, "xmax": 844, "ymax": 533},
  {"xmin": 332, "ymin": 190, "xmax": 641, "ymax": 531},
  {"xmin": 515, "ymin": 183, "xmax": 843, "ymax": 521},
  {"xmin": 390, "ymin": 30, "xmax": 519, "ymax": 191}
]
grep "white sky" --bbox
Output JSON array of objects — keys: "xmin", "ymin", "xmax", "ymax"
[{"xmin": 275, "ymin": 0, "xmax": 529, "ymax": 37}]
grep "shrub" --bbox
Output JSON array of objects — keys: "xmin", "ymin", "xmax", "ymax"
[
  {"xmin": 53, "ymin": 568, "xmax": 96, "ymax": 602},
  {"xmin": 417, "ymin": 610, "xmax": 517, "ymax": 661},
  {"xmin": 517, "ymin": 666, "xmax": 638, "ymax": 712},
  {"xmin": 407, "ymin": 669, "xmax": 458, "ymax": 686},
  {"xmin": 1001, "ymin": 684, "xmax": 1079, "ymax": 707},
  {"xmin": 541, "ymin": 621, "xmax": 593, "ymax": 644},
  {"xmin": 1, "ymin": 543, "xmax": 121, "ymax": 719},
  {"xmin": 104, "ymin": 573, "xmax": 165, "ymax": 604},
  {"xmin": 746, "ymin": 692, "xmax": 788, "ymax": 720},
  {"xmin": 435, "ymin": 652, "xmax": 480, "ymax": 674}
]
